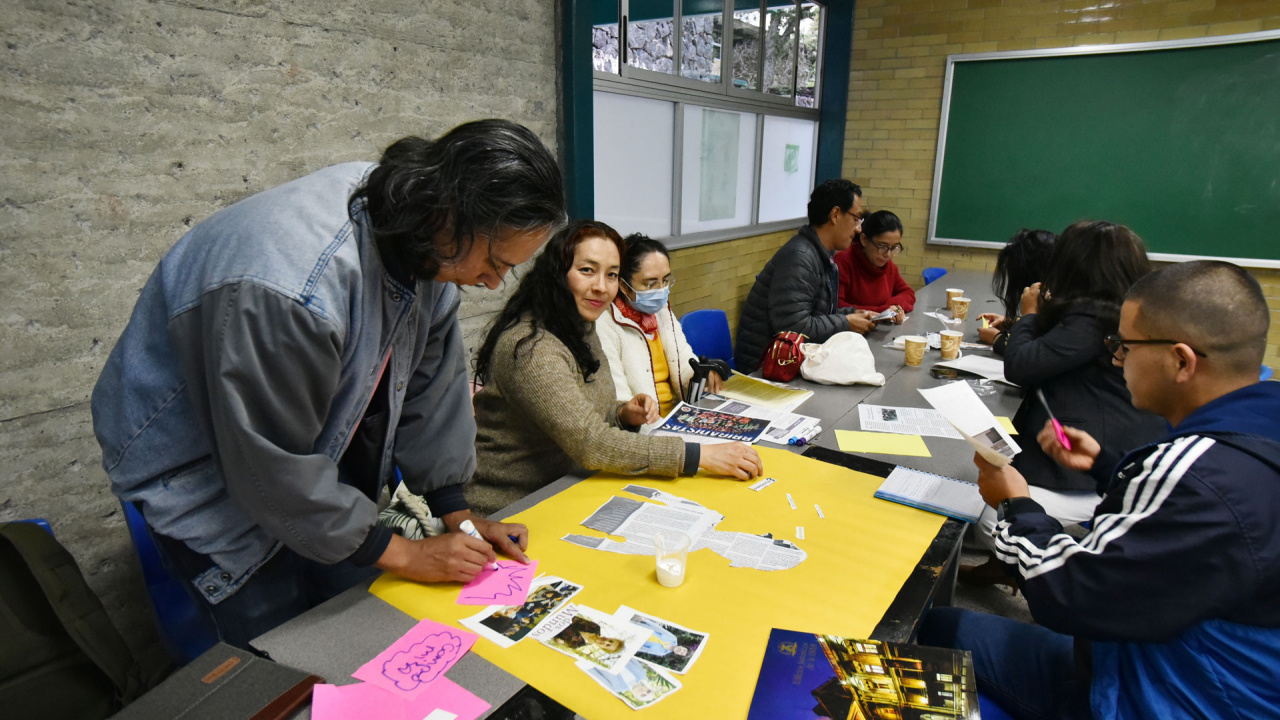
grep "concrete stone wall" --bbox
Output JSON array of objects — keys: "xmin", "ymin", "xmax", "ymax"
[
  {"xmin": 0, "ymin": 0, "xmax": 558, "ymax": 672},
  {"xmin": 845, "ymin": 0, "xmax": 1280, "ymax": 367}
]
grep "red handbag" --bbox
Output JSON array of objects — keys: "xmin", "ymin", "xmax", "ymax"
[{"xmin": 760, "ymin": 331, "xmax": 807, "ymax": 382}]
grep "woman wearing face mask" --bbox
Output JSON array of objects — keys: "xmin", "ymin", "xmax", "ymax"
[
  {"xmin": 833, "ymin": 209, "xmax": 915, "ymax": 324},
  {"xmin": 596, "ymin": 235, "xmax": 723, "ymax": 417},
  {"xmin": 467, "ymin": 221, "xmax": 763, "ymax": 518}
]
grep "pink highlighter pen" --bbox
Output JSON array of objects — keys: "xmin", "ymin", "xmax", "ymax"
[{"xmin": 1035, "ymin": 388, "xmax": 1073, "ymax": 451}]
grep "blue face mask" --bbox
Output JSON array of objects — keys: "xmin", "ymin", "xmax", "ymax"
[{"xmin": 625, "ymin": 281, "xmax": 670, "ymax": 315}]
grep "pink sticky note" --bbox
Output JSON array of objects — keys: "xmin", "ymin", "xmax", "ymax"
[
  {"xmin": 403, "ymin": 676, "xmax": 491, "ymax": 720},
  {"xmin": 457, "ymin": 560, "xmax": 538, "ymax": 606},
  {"xmin": 312, "ymin": 683, "xmax": 404, "ymax": 720},
  {"xmin": 352, "ymin": 619, "xmax": 478, "ymax": 700},
  {"xmin": 312, "ymin": 679, "xmax": 490, "ymax": 720}
]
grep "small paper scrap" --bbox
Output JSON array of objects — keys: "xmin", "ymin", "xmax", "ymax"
[
  {"xmin": 749, "ymin": 477, "xmax": 777, "ymax": 491},
  {"xmin": 796, "ymin": 526, "xmax": 805, "ymax": 540},
  {"xmin": 815, "ymin": 504, "xmax": 825, "ymax": 519},
  {"xmin": 786, "ymin": 493, "xmax": 796, "ymax": 510},
  {"xmin": 457, "ymin": 560, "xmax": 538, "ymax": 606},
  {"xmin": 352, "ymin": 619, "xmax": 477, "ymax": 700},
  {"xmin": 997, "ymin": 416, "xmax": 1018, "ymax": 435}
]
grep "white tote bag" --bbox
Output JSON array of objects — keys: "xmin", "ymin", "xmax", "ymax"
[{"xmin": 799, "ymin": 331, "xmax": 886, "ymax": 386}]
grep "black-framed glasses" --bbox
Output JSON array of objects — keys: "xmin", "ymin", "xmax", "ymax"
[
  {"xmin": 871, "ymin": 241, "xmax": 904, "ymax": 256},
  {"xmin": 1104, "ymin": 335, "xmax": 1208, "ymax": 361}
]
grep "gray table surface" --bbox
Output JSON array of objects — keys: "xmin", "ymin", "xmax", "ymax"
[{"xmin": 253, "ymin": 268, "xmax": 1015, "ymax": 718}]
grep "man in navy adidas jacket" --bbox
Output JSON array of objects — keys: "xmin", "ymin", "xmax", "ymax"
[{"xmin": 920, "ymin": 260, "xmax": 1280, "ymax": 719}]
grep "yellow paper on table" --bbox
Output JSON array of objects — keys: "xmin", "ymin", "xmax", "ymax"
[
  {"xmin": 370, "ymin": 447, "xmax": 946, "ymax": 720},
  {"xmin": 997, "ymin": 416, "xmax": 1018, "ymax": 435},
  {"xmin": 719, "ymin": 371, "xmax": 813, "ymax": 410},
  {"xmin": 836, "ymin": 429, "xmax": 932, "ymax": 457}
]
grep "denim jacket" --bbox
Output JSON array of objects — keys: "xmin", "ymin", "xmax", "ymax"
[{"xmin": 91, "ymin": 162, "xmax": 477, "ymax": 603}]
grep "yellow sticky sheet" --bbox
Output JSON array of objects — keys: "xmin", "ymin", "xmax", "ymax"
[
  {"xmin": 997, "ymin": 416, "xmax": 1018, "ymax": 435},
  {"xmin": 836, "ymin": 429, "xmax": 932, "ymax": 457},
  {"xmin": 370, "ymin": 447, "xmax": 946, "ymax": 720}
]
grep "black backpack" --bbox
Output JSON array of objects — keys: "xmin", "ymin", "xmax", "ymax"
[{"xmin": 0, "ymin": 521, "xmax": 149, "ymax": 719}]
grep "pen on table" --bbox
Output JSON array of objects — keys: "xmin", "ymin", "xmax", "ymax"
[
  {"xmin": 788, "ymin": 425, "xmax": 820, "ymax": 446},
  {"xmin": 1035, "ymin": 388, "xmax": 1073, "ymax": 451},
  {"xmin": 458, "ymin": 519, "xmax": 500, "ymax": 570}
]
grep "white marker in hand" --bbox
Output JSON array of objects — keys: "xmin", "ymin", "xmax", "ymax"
[{"xmin": 458, "ymin": 519, "xmax": 499, "ymax": 571}]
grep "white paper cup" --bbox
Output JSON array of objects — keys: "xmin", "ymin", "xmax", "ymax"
[
  {"xmin": 904, "ymin": 335, "xmax": 927, "ymax": 367},
  {"xmin": 940, "ymin": 330, "xmax": 963, "ymax": 359}
]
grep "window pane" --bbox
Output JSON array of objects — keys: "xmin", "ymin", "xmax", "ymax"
[
  {"xmin": 758, "ymin": 115, "xmax": 816, "ymax": 222},
  {"xmin": 594, "ymin": 92, "xmax": 674, "ymax": 238},
  {"xmin": 681, "ymin": 105, "xmax": 758, "ymax": 233},
  {"xmin": 732, "ymin": 1, "xmax": 761, "ymax": 90},
  {"xmin": 796, "ymin": 2, "xmax": 822, "ymax": 107},
  {"xmin": 593, "ymin": 0, "xmax": 620, "ymax": 73},
  {"xmin": 763, "ymin": 1, "xmax": 797, "ymax": 98},
  {"xmin": 680, "ymin": 0, "xmax": 722, "ymax": 83},
  {"xmin": 628, "ymin": 0, "xmax": 676, "ymax": 75}
]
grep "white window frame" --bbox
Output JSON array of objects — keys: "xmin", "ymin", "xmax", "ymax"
[{"xmin": 593, "ymin": 0, "xmax": 827, "ymax": 249}]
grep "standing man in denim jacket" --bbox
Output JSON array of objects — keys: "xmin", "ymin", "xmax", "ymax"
[{"xmin": 91, "ymin": 120, "xmax": 566, "ymax": 647}]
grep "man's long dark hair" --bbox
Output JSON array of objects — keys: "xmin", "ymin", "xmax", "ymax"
[
  {"xmin": 1036, "ymin": 221, "xmax": 1151, "ymax": 335},
  {"xmin": 350, "ymin": 119, "xmax": 566, "ymax": 279},
  {"xmin": 474, "ymin": 220, "xmax": 626, "ymax": 383}
]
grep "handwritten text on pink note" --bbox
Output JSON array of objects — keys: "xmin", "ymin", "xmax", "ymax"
[
  {"xmin": 312, "ymin": 679, "xmax": 490, "ymax": 720},
  {"xmin": 457, "ymin": 560, "xmax": 538, "ymax": 606},
  {"xmin": 352, "ymin": 618, "xmax": 477, "ymax": 699}
]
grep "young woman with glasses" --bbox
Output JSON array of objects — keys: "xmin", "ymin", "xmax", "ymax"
[
  {"xmin": 833, "ymin": 209, "xmax": 916, "ymax": 324},
  {"xmin": 961, "ymin": 221, "xmax": 1169, "ymax": 589},
  {"xmin": 596, "ymin": 234, "xmax": 721, "ymax": 418}
]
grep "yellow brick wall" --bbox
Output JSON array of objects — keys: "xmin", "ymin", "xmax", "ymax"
[
  {"xmin": 845, "ymin": 0, "xmax": 1280, "ymax": 368},
  {"xmin": 668, "ymin": 229, "xmax": 795, "ymax": 336}
]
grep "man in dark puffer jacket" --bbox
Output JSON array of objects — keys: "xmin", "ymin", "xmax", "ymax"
[{"xmin": 735, "ymin": 179, "xmax": 879, "ymax": 372}]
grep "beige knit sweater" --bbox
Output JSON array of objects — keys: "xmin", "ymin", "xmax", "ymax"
[{"xmin": 467, "ymin": 318, "xmax": 687, "ymax": 517}]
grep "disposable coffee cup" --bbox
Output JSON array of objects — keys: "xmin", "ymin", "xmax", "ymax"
[
  {"xmin": 940, "ymin": 330, "xmax": 963, "ymax": 360},
  {"xmin": 903, "ymin": 335, "xmax": 927, "ymax": 367},
  {"xmin": 952, "ymin": 297, "xmax": 972, "ymax": 320},
  {"xmin": 654, "ymin": 530, "xmax": 691, "ymax": 588},
  {"xmin": 946, "ymin": 288, "xmax": 964, "ymax": 312}
]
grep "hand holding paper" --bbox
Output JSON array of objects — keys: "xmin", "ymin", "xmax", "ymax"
[{"xmin": 973, "ymin": 452, "xmax": 1031, "ymax": 509}]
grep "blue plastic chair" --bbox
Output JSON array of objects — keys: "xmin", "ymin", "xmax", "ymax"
[
  {"xmin": 922, "ymin": 267, "xmax": 948, "ymax": 285},
  {"xmin": 679, "ymin": 309, "xmax": 736, "ymax": 370},
  {"xmin": 14, "ymin": 518, "xmax": 54, "ymax": 535},
  {"xmin": 121, "ymin": 502, "xmax": 218, "ymax": 665}
]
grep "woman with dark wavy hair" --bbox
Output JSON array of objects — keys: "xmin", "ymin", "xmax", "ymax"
[
  {"xmin": 962, "ymin": 221, "xmax": 1167, "ymax": 588},
  {"xmin": 467, "ymin": 220, "xmax": 763, "ymax": 517},
  {"xmin": 977, "ymin": 228, "xmax": 1058, "ymax": 353}
]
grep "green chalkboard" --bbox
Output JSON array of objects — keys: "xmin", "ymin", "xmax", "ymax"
[{"xmin": 930, "ymin": 34, "xmax": 1280, "ymax": 266}]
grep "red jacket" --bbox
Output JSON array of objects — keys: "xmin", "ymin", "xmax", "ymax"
[{"xmin": 834, "ymin": 244, "xmax": 916, "ymax": 312}]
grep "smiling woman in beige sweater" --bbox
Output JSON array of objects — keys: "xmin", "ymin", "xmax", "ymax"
[{"xmin": 467, "ymin": 220, "xmax": 763, "ymax": 518}]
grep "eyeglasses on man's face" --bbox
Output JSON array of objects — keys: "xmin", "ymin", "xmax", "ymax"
[{"xmin": 1104, "ymin": 335, "xmax": 1208, "ymax": 361}]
